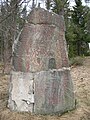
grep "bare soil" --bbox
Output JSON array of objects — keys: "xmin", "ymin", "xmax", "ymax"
[{"xmin": 0, "ymin": 57, "xmax": 90, "ymax": 120}]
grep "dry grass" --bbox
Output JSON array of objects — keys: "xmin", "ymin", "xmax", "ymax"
[{"xmin": 0, "ymin": 57, "xmax": 90, "ymax": 120}]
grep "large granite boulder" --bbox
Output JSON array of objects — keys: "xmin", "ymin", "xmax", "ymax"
[{"xmin": 8, "ymin": 8, "xmax": 75, "ymax": 114}]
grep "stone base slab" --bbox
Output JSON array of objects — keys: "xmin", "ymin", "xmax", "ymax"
[{"xmin": 8, "ymin": 69, "xmax": 75, "ymax": 114}]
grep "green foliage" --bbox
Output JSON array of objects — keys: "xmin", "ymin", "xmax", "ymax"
[
  {"xmin": 66, "ymin": 0, "xmax": 90, "ymax": 57},
  {"xmin": 45, "ymin": 0, "xmax": 52, "ymax": 10},
  {"xmin": 69, "ymin": 57, "xmax": 84, "ymax": 66},
  {"xmin": 85, "ymin": 50, "xmax": 90, "ymax": 56},
  {"xmin": 46, "ymin": 0, "xmax": 90, "ymax": 58},
  {"xmin": 51, "ymin": 0, "xmax": 64, "ymax": 14},
  {"xmin": 45, "ymin": 0, "xmax": 68, "ymax": 14}
]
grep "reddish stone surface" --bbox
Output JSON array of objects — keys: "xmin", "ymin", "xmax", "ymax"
[
  {"xmin": 10, "ymin": 8, "xmax": 75, "ymax": 114},
  {"xmin": 34, "ymin": 70, "xmax": 75, "ymax": 114},
  {"xmin": 28, "ymin": 8, "xmax": 65, "ymax": 30},
  {"xmin": 13, "ymin": 8, "xmax": 68, "ymax": 72}
]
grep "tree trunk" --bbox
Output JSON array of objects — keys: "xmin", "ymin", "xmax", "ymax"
[{"xmin": 77, "ymin": 40, "xmax": 82, "ymax": 56}]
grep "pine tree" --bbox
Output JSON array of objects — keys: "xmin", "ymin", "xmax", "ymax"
[
  {"xmin": 45, "ymin": 0, "xmax": 51, "ymax": 10},
  {"xmin": 72, "ymin": 0, "xmax": 90, "ymax": 56}
]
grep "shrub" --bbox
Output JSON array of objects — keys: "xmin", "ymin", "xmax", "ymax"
[{"xmin": 69, "ymin": 57, "xmax": 84, "ymax": 66}]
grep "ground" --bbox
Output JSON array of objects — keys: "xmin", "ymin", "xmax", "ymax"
[{"xmin": 0, "ymin": 57, "xmax": 90, "ymax": 120}]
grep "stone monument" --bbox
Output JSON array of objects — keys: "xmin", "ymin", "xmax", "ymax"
[{"xmin": 8, "ymin": 8, "xmax": 75, "ymax": 114}]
